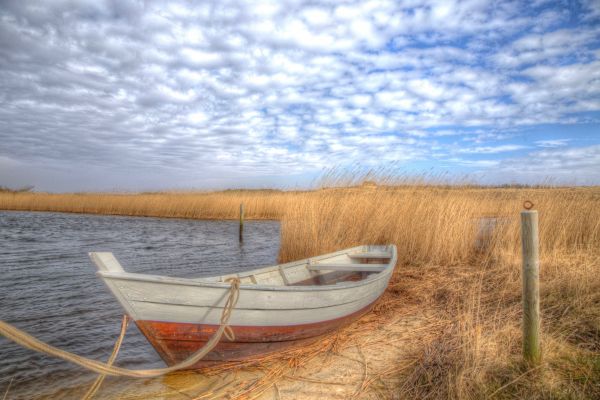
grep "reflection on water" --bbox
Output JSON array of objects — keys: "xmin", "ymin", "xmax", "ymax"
[{"xmin": 0, "ymin": 211, "xmax": 280, "ymax": 399}]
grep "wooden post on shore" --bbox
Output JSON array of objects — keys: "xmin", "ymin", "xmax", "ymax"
[
  {"xmin": 521, "ymin": 203, "xmax": 541, "ymax": 364},
  {"xmin": 239, "ymin": 203, "xmax": 244, "ymax": 242}
]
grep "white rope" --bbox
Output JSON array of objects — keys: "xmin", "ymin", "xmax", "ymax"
[
  {"xmin": 81, "ymin": 314, "xmax": 130, "ymax": 400},
  {"xmin": 0, "ymin": 278, "xmax": 240, "ymax": 379}
]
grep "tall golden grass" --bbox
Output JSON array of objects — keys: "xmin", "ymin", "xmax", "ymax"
[
  {"xmin": 1, "ymin": 184, "xmax": 599, "ymax": 398},
  {"xmin": 278, "ymin": 185, "xmax": 600, "ymax": 399}
]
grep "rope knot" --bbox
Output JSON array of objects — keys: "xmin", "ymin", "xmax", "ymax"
[{"xmin": 222, "ymin": 277, "xmax": 241, "ymax": 341}]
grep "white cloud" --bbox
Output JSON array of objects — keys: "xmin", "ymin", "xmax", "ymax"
[
  {"xmin": 458, "ymin": 145, "xmax": 527, "ymax": 154},
  {"xmin": 494, "ymin": 28, "xmax": 597, "ymax": 68},
  {"xmin": 180, "ymin": 48, "xmax": 224, "ymax": 68},
  {"xmin": 187, "ymin": 111, "xmax": 209, "ymax": 124},
  {"xmin": 446, "ymin": 158, "xmax": 501, "ymax": 168},
  {"xmin": 535, "ymin": 139, "xmax": 570, "ymax": 148},
  {"xmin": 0, "ymin": 0, "xmax": 598, "ymax": 190},
  {"xmin": 482, "ymin": 145, "xmax": 600, "ymax": 185},
  {"xmin": 302, "ymin": 7, "xmax": 331, "ymax": 27}
]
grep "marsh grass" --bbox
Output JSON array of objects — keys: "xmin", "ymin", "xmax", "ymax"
[{"xmin": 1, "ymin": 183, "xmax": 599, "ymax": 399}]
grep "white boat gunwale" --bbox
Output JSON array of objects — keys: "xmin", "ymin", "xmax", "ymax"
[
  {"xmin": 126, "ymin": 290, "xmax": 382, "ymax": 311},
  {"xmin": 93, "ymin": 245, "xmax": 397, "ymax": 293}
]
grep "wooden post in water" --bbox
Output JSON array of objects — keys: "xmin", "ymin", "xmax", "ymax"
[
  {"xmin": 239, "ymin": 203, "xmax": 244, "ymax": 242},
  {"xmin": 521, "ymin": 202, "xmax": 541, "ymax": 364}
]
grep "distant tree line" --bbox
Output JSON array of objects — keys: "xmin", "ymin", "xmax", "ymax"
[{"xmin": 0, "ymin": 185, "xmax": 34, "ymax": 193}]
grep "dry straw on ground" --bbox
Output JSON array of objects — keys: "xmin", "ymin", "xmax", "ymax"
[{"xmin": 1, "ymin": 181, "xmax": 599, "ymax": 399}]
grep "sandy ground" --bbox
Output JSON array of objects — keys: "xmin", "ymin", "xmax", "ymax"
[{"xmin": 72, "ymin": 307, "xmax": 437, "ymax": 400}]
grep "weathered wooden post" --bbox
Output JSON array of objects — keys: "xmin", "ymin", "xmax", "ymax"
[
  {"xmin": 521, "ymin": 201, "xmax": 541, "ymax": 364},
  {"xmin": 239, "ymin": 203, "xmax": 244, "ymax": 242}
]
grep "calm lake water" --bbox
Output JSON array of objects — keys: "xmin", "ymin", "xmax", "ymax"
[{"xmin": 0, "ymin": 211, "xmax": 280, "ymax": 399}]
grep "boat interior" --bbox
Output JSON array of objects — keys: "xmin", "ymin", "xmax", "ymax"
[
  {"xmin": 213, "ymin": 245, "xmax": 394, "ymax": 287},
  {"xmin": 92, "ymin": 245, "xmax": 396, "ymax": 288}
]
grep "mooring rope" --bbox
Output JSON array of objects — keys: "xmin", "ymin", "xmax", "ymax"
[
  {"xmin": 0, "ymin": 278, "xmax": 240, "ymax": 379},
  {"xmin": 81, "ymin": 315, "xmax": 130, "ymax": 400}
]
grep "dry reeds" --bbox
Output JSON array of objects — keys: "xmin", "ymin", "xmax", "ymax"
[
  {"xmin": 1, "ymin": 182, "xmax": 599, "ymax": 399},
  {"xmin": 0, "ymin": 190, "xmax": 290, "ymax": 220}
]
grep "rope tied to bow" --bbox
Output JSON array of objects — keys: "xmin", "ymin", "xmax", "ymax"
[{"xmin": 0, "ymin": 278, "xmax": 241, "ymax": 379}]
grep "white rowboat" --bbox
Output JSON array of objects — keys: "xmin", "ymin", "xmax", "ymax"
[{"xmin": 91, "ymin": 245, "xmax": 397, "ymax": 367}]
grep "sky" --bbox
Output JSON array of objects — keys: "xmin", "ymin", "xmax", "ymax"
[{"xmin": 0, "ymin": 0, "xmax": 599, "ymax": 192}]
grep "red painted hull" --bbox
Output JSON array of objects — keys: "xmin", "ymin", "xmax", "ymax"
[{"xmin": 135, "ymin": 302, "xmax": 376, "ymax": 368}]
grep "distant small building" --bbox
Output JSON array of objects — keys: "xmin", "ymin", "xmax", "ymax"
[{"xmin": 361, "ymin": 180, "xmax": 378, "ymax": 188}]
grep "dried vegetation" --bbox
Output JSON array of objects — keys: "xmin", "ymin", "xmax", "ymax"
[{"xmin": 1, "ymin": 180, "xmax": 599, "ymax": 399}]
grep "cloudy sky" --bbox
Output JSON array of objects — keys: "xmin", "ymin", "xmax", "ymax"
[{"xmin": 0, "ymin": 0, "xmax": 599, "ymax": 191}]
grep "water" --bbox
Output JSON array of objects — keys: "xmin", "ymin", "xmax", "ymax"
[{"xmin": 0, "ymin": 211, "xmax": 280, "ymax": 399}]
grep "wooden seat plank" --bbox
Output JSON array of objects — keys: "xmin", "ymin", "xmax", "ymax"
[
  {"xmin": 308, "ymin": 263, "xmax": 386, "ymax": 272},
  {"xmin": 348, "ymin": 252, "xmax": 391, "ymax": 259}
]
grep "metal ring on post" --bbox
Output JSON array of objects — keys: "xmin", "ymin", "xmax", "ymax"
[{"xmin": 523, "ymin": 200, "xmax": 534, "ymax": 210}]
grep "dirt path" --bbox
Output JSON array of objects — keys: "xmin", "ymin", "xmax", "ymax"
[
  {"xmin": 259, "ymin": 314, "xmax": 431, "ymax": 400},
  {"xmin": 73, "ymin": 307, "xmax": 439, "ymax": 400}
]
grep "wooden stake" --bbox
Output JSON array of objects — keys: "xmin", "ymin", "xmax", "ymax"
[
  {"xmin": 239, "ymin": 203, "xmax": 244, "ymax": 242},
  {"xmin": 521, "ymin": 208, "xmax": 541, "ymax": 364}
]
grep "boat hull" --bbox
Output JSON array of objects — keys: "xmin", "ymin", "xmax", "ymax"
[{"xmin": 135, "ymin": 301, "xmax": 376, "ymax": 367}]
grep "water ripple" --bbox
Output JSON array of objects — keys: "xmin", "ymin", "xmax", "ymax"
[{"xmin": 0, "ymin": 211, "xmax": 280, "ymax": 399}]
